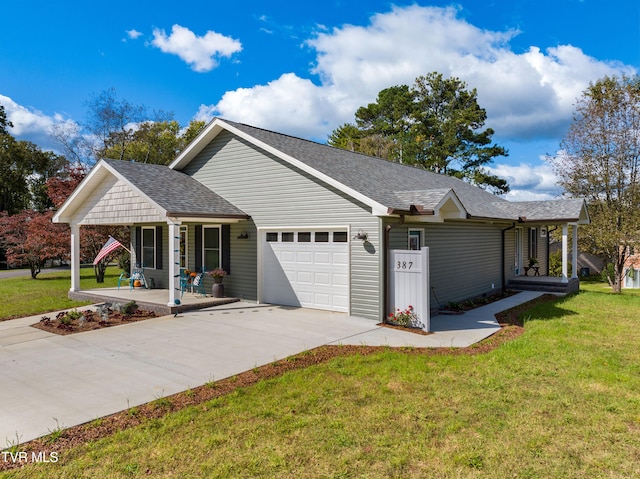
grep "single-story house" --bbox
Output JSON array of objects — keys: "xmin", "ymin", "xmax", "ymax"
[
  {"xmin": 624, "ymin": 249, "xmax": 640, "ymax": 288},
  {"xmin": 53, "ymin": 118, "xmax": 590, "ymax": 322}
]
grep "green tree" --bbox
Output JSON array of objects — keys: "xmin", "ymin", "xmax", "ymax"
[
  {"xmin": 328, "ymin": 73, "xmax": 509, "ymax": 194},
  {"xmin": 52, "ymin": 89, "xmax": 207, "ymax": 166},
  {"xmin": 0, "ymin": 105, "xmax": 68, "ymax": 214},
  {"xmin": 550, "ymin": 75, "xmax": 640, "ymax": 292},
  {"xmin": 101, "ymin": 119, "xmax": 206, "ymax": 165}
]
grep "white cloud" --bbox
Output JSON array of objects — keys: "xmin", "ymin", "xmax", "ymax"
[
  {"xmin": 151, "ymin": 24, "xmax": 242, "ymax": 72},
  {"xmin": 487, "ymin": 162, "xmax": 560, "ymax": 201},
  {"xmin": 202, "ymin": 5, "xmax": 635, "ymax": 142},
  {"xmin": 209, "ymin": 73, "xmax": 343, "ymax": 140},
  {"xmin": 0, "ymin": 94, "xmax": 75, "ymax": 152},
  {"xmin": 126, "ymin": 29, "xmax": 143, "ymax": 40}
]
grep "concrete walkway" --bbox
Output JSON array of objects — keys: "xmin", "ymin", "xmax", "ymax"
[{"xmin": 0, "ymin": 291, "xmax": 543, "ymax": 446}]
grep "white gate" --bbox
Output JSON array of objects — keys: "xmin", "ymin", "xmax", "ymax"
[{"xmin": 390, "ymin": 247, "xmax": 430, "ymax": 331}]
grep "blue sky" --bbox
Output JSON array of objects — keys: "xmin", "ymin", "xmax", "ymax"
[{"xmin": 1, "ymin": 0, "xmax": 638, "ymax": 200}]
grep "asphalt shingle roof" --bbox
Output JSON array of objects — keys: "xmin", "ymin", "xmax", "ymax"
[
  {"xmin": 104, "ymin": 159, "xmax": 248, "ymax": 218},
  {"xmin": 224, "ymin": 120, "xmax": 586, "ymax": 222}
]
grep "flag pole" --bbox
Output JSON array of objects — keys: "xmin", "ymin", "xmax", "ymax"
[{"xmin": 110, "ymin": 236, "xmax": 131, "ymax": 254}]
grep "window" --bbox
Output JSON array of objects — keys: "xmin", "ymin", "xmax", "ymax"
[
  {"xmin": 266, "ymin": 232, "xmax": 278, "ymax": 242},
  {"xmin": 528, "ymin": 228, "xmax": 538, "ymax": 260},
  {"xmin": 203, "ymin": 226, "xmax": 221, "ymax": 271},
  {"xmin": 297, "ymin": 232, "xmax": 311, "ymax": 242},
  {"xmin": 179, "ymin": 226, "xmax": 188, "ymax": 269},
  {"xmin": 142, "ymin": 227, "xmax": 155, "ymax": 269},
  {"xmin": 282, "ymin": 232, "xmax": 294, "ymax": 242},
  {"xmin": 408, "ymin": 229, "xmax": 423, "ymax": 251},
  {"xmin": 315, "ymin": 232, "xmax": 329, "ymax": 242},
  {"xmin": 333, "ymin": 231, "xmax": 348, "ymax": 243}
]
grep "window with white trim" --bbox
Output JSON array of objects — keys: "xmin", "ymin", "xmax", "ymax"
[
  {"xmin": 408, "ymin": 229, "xmax": 423, "ymax": 251},
  {"xmin": 141, "ymin": 227, "xmax": 156, "ymax": 269},
  {"xmin": 203, "ymin": 226, "xmax": 221, "ymax": 271},
  {"xmin": 528, "ymin": 228, "xmax": 538, "ymax": 260}
]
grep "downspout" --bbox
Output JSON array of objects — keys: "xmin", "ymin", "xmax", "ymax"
[
  {"xmin": 502, "ymin": 223, "xmax": 516, "ymax": 293},
  {"xmin": 383, "ymin": 215, "xmax": 405, "ymax": 321}
]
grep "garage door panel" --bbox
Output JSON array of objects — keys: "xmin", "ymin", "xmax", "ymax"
[
  {"xmin": 314, "ymin": 272, "xmax": 330, "ymax": 285},
  {"xmin": 297, "ymin": 271, "xmax": 313, "ymax": 284},
  {"xmin": 296, "ymin": 251, "xmax": 313, "ymax": 263},
  {"xmin": 314, "ymin": 252, "xmax": 331, "ymax": 264},
  {"xmin": 332, "ymin": 252, "xmax": 349, "ymax": 265},
  {"xmin": 263, "ymin": 231, "xmax": 349, "ymax": 312},
  {"xmin": 333, "ymin": 273, "xmax": 349, "ymax": 286},
  {"xmin": 281, "ymin": 251, "xmax": 296, "ymax": 262}
]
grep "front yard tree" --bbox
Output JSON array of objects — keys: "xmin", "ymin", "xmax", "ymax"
[
  {"xmin": 0, "ymin": 105, "xmax": 68, "ymax": 214},
  {"xmin": 551, "ymin": 75, "xmax": 640, "ymax": 292},
  {"xmin": 0, "ymin": 210, "xmax": 68, "ymax": 278},
  {"xmin": 328, "ymin": 73, "xmax": 509, "ymax": 194}
]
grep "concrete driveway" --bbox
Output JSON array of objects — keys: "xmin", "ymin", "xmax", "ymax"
[{"xmin": 0, "ymin": 292, "xmax": 542, "ymax": 445}]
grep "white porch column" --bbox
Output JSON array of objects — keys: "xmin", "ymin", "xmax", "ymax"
[
  {"xmin": 167, "ymin": 220, "xmax": 181, "ymax": 307},
  {"xmin": 571, "ymin": 223, "xmax": 579, "ymax": 279},
  {"xmin": 70, "ymin": 224, "xmax": 81, "ymax": 292},
  {"xmin": 561, "ymin": 224, "xmax": 569, "ymax": 283}
]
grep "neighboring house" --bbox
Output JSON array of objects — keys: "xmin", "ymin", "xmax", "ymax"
[
  {"xmin": 549, "ymin": 240, "xmax": 605, "ymax": 276},
  {"xmin": 53, "ymin": 118, "xmax": 590, "ymax": 321},
  {"xmin": 624, "ymin": 248, "xmax": 640, "ymax": 289}
]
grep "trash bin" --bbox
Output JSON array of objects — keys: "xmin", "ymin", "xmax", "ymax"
[
  {"xmin": 148, "ymin": 277, "xmax": 155, "ymax": 289},
  {"xmin": 580, "ymin": 267, "xmax": 590, "ymax": 277}
]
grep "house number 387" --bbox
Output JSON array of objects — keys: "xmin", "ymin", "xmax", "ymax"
[{"xmin": 396, "ymin": 261, "xmax": 413, "ymax": 270}]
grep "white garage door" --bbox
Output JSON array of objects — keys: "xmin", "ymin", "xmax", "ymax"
[{"xmin": 262, "ymin": 230, "xmax": 349, "ymax": 312}]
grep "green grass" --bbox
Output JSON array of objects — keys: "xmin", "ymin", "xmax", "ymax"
[
  {"xmin": 0, "ymin": 267, "xmax": 121, "ymax": 320},
  {"xmin": 4, "ymin": 281, "xmax": 640, "ymax": 478}
]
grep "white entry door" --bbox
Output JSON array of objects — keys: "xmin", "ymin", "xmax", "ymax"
[{"xmin": 262, "ymin": 230, "xmax": 349, "ymax": 312}]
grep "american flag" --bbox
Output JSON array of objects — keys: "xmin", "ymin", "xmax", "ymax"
[{"xmin": 93, "ymin": 236, "xmax": 124, "ymax": 265}]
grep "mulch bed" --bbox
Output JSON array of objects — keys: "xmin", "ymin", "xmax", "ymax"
[
  {"xmin": 31, "ymin": 308, "xmax": 158, "ymax": 335},
  {"xmin": 377, "ymin": 322, "xmax": 431, "ymax": 335},
  {"xmin": 1, "ymin": 293, "xmax": 560, "ymax": 472}
]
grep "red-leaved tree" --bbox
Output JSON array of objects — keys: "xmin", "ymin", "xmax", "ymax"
[
  {"xmin": 0, "ymin": 210, "xmax": 69, "ymax": 278},
  {"xmin": 1, "ymin": 165, "xmax": 129, "ymax": 281}
]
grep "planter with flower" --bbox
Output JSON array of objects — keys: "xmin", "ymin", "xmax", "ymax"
[
  {"xmin": 387, "ymin": 305, "xmax": 424, "ymax": 329},
  {"xmin": 208, "ymin": 268, "xmax": 227, "ymax": 298}
]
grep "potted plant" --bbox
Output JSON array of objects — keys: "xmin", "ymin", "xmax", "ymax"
[
  {"xmin": 209, "ymin": 268, "xmax": 227, "ymax": 283},
  {"xmin": 208, "ymin": 268, "xmax": 227, "ymax": 298}
]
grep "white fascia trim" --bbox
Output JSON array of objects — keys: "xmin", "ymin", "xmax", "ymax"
[
  {"xmin": 435, "ymin": 189, "xmax": 467, "ymax": 219},
  {"xmin": 169, "ymin": 120, "xmax": 224, "ymax": 170},
  {"xmin": 53, "ymin": 160, "xmax": 107, "ymax": 223},
  {"xmin": 53, "ymin": 160, "xmax": 169, "ymax": 225},
  {"xmin": 170, "ymin": 119, "xmax": 390, "ymax": 216}
]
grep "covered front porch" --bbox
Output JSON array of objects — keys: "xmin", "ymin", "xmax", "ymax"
[
  {"xmin": 52, "ymin": 159, "xmax": 251, "ymax": 311},
  {"xmin": 509, "ymin": 219, "xmax": 586, "ymax": 295},
  {"xmin": 69, "ymin": 287, "xmax": 241, "ymax": 316}
]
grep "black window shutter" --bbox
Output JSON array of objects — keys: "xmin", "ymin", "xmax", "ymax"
[
  {"xmin": 155, "ymin": 225, "xmax": 163, "ymax": 270},
  {"xmin": 222, "ymin": 224, "xmax": 231, "ymax": 274},
  {"xmin": 135, "ymin": 226, "xmax": 141, "ymax": 268},
  {"xmin": 195, "ymin": 225, "xmax": 202, "ymax": 271}
]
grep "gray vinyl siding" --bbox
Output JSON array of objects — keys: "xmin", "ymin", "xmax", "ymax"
[
  {"xmin": 131, "ymin": 224, "xmax": 167, "ymax": 289},
  {"xmin": 177, "ymin": 221, "xmax": 257, "ymax": 300},
  {"xmin": 180, "ymin": 131, "xmax": 382, "ymax": 320},
  {"xmin": 388, "ymin": 222, "xmax": 504, "ymax": 306}
]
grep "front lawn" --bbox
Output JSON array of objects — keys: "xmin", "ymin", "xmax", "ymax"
[
  {"xmin": 0, "ymin": 267, "xmax": 121, "ymax": 320},
  {"xmin": 3, "ymin": 281, "xmax": 640, "ymax": 478}
]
